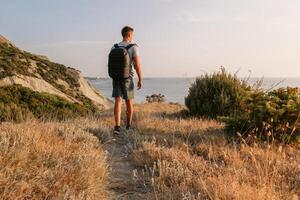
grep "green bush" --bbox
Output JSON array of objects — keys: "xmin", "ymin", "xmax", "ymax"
[
  {"xmin": 185, "ymin": 67, "xmax": 251, "ymax": 118},
  {"xmin": 0, "ymin": 85, "xmax": 97, "ymax": 122},
  {"xmin": 224, "ymin": 87, "xmax": 300, "ymax": 143},
  {"xmin": 185, "ymin": 68, "xmax": 300, "ymax": 143}
]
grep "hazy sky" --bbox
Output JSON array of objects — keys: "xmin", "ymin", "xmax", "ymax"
[{"xmin": 1, "ymin": 0, "xmax": 300, "ymax": 77}]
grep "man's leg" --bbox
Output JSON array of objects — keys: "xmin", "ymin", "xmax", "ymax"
[
  {"xmin": 114, "ymin": 96, "xmax": 122, "ymax": 127},
  {"xmin": 125, "ymin": 99, "xmax": 133, "ymax": 127}
]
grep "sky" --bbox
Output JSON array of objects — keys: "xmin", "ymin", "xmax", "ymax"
[{"xmin": 1, "ymin": 0, "xmax": 300, "ymax": 77}]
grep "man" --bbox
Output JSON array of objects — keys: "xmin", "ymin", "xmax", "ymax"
[{"xmin": 111, "ymin": 26, "xmax": 142, "ymax": 135}]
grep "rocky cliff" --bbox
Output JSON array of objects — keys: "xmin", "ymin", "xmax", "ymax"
[{"xmin": 0, "ymin": 34, "xmax": 112, "ymax": 119}]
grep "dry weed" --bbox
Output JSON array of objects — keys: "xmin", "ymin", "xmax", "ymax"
[
  {"xmin": 131, "ymin": 103, "xmax": 300, "ymax": 200},
  {"xmin": 0, "ymin": 117, "xmax": 110, "ymax": 199}
]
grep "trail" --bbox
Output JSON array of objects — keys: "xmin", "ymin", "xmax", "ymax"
[{"xmin": 103, "ymin": 131, "xmax": 147, "ymax": 200}]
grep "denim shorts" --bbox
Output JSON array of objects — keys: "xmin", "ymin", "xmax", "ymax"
[{"xmin": 112, "ymin": 78, "xmax": 134, "ymax": 100}]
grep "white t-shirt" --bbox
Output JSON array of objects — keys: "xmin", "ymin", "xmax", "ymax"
[{"xmin": 111, "ymin": 41, "xmax": 139, "ymax": 77}]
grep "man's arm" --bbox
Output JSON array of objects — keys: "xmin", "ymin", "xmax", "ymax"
[{"xmin": 133, "ymin": 56, "xmax": 142, "ymax": 90}]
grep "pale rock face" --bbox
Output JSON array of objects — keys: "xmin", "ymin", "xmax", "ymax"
[{"xmin": 78, "ymin": 75, "xmax": 113, "ymax": 109}]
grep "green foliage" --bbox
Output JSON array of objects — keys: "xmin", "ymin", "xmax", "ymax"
[
  {"xmin": 36, "ymin": 61, "xmax": 80, "ymax": 89},
  {"xmin": 186, "ymin": 68, "xmax": 300, "ymax": 143},
  {"xmin": 224, "ymin": 87, "xmax": 300, "ymax": 143},
  {"xmin": 185, "ymin": 67, "xmax": 251, "ymax": 118},
  {"xmin": 0, "ymin": 85, "xmax": 95, "ymax": 122},
  {"xmin": 0, "ymin": 44, "xmax": 35, "ymax": 78}
]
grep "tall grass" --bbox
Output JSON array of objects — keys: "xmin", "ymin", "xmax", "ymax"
[
  {"xmin": 0, "ymin": 117, "xmax": 110, "ymax": 199},
  {"xmin": 130, "ymin": 103, "xmax": 300, "ymax": 199}
]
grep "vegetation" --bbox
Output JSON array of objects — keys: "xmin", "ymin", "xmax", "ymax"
[
  {"xmin": 186, "ymin": 68, "xmax": 300, "ymax": 143},
  {"xmin": 0, "ymin": 43, "xmax": 100, "ymax": 122},
  {"xmin": 0, "ymin": 43, "xmax": 35, "ymax": 78},
  {"xmin": 99, "ymin": 103, "xmax": 300, "ymax": 199},
  {"xmin": 0, "ymin": 40, "xmax": 112, "ymax": 199},
  {"xmin": 224, "ymin": 87, "xmax": 300, "ymax": 143},
  {"xmin": 0, "ymin": 85, "xmax": 94, "ymax": 122},
  {"xmin": 1, "ymin": 102, "xmax": 300, "ymax": 199},
  {"xmin": 0, "ymin": 118, "xmax": 109, "ymax": 199},
  {"xmin": 185, "ymin": 67, "xmax": 251, "ymax": 118},
  {"xmin": 0, "ymin": 43, "xmax": 80, "ymax": 88}
]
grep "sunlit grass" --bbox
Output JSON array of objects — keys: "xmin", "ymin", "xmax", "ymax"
[
  {"xmin": 0, "ymin": 118, "xmax": 110, "ymax": 199},
  {"xmin": 1, "ymin": 102, "xmax": 299, "ymax": 199},
  {"xmin": 131, "ymin": 103, "xmax": 300, "ymax": 199}
]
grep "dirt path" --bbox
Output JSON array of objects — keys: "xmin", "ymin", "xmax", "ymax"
[{"xmin": 103, "ymin": 131, "xmax": 147, "ymax": 200}]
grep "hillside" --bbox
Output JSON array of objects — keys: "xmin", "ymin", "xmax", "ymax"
[
  {"xmin": 0, "ymin": 35, "xmax": 13, "ymax": 45},
  {"xmin": 0, "ymin": 34, "xmax": 112, "ymax": 120}
]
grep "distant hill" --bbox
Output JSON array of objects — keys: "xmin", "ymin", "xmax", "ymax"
[{"xmin": 0, "ymin": 34, "xmax": 112, "ymax": 121}]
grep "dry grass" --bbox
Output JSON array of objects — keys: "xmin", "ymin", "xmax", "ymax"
[
  {"xmin": 0, "ymin": 118, "xmax": 110, "ymax": 200},
  {"xmin": 1, "ymin": 102, "xmax": 300, "ymax": 199},
  {"xmin": 130, "ymin": 103, "xmax": 300, "ymax": 200}
]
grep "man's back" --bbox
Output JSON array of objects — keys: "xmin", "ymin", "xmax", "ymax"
[{"xmin": 111, "ymin": 41, "xmax": 139, "ymax": 78}]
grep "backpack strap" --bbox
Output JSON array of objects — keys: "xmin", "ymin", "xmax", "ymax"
[
  {"xmin": 114, "ymin": 44, "xmax": 119, "ymax": 48},
  {"xmin": 125, "ymin": 43, "xmax": 137, "ymax": 50}
]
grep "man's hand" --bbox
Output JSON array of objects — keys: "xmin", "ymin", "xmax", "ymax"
[{"xmin": 137, "ymin": 80, "xmax": 142, "ymax": 90}]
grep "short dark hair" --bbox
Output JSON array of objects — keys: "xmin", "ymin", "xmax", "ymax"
[{"xmin": 121, "ymin": 26, "xmax": 134, "ymax": 37}]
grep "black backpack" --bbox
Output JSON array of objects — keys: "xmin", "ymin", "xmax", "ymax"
[{"xmin": 108, "ymin": 43, "xmax": 136, "ymax": 80}]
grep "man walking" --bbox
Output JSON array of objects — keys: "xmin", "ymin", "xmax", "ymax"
[{"xmin": 108, "ymin": 26, "xmax": 142, "ymax": 135}]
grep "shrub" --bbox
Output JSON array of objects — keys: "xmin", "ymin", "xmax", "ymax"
[
  {"xmin": 224, "ymin": 87, "xmax": 300, "ymax": 143},
  {"xmin": 185, "ymin": 68, "xmax": 300, "ymax": 143},
  {"xmin": 185, "ymin": 67, "xmax": 251, "ymax": 118}
]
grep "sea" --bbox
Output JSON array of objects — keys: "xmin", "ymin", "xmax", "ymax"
[{"xmin": 88, "ymin": 77, "xmax": 300, "ymax": 104}]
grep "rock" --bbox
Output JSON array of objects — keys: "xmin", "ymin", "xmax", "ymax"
[{"xmin": 78, "ymin": 74, "xmax": 112, "ymax": 109}]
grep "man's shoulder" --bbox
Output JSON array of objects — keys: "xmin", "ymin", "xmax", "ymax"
[
  {"xmin": 117, "ymin": 41, "xmax": 138, "ymax": 47},
  {"xmin": 111, "ymin": 42, "xmax": 139, "ymax": 52},
  {"xmin": 128, "ymin": 44, "xmax": 139, "ymax": 50}
]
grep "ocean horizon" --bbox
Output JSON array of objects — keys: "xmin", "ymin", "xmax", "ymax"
[{"xmin": 88, "ymin": 77, "xmax": 300, "ymax": 104}]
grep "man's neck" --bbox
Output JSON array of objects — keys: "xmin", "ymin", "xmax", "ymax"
[{"xmin": 122, "ymin": 38, "xmax": 131, "ymax": 43}]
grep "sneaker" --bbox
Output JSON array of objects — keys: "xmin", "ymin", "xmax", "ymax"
[{"xmin": 113, "ymin": 126, "xmax": 121, "ymax": 135}]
